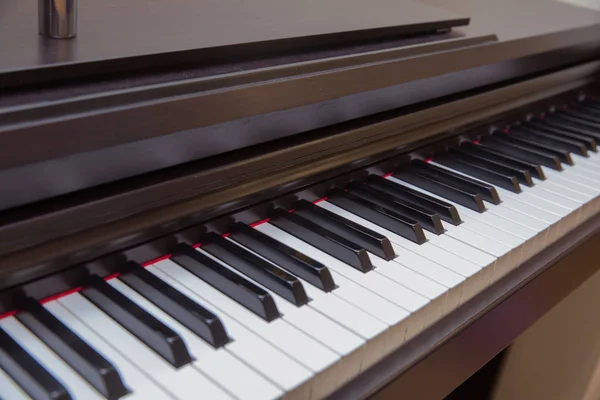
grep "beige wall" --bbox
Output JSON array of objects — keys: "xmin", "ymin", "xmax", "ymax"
[{"xmin": 492, "ymin": 267, "xmax": 600, "ymax": 400}]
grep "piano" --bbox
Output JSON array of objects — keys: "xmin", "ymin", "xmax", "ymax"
[{"xmin": 2, "ymin": 0, "xmax": 600, "ymax": 399}]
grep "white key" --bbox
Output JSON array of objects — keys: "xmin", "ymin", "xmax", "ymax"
[
  {"xmin": 254, "ymin": 224, "xmax": 411, "ymax": 355},
  {"xmin": 0, "ymin": 368, "xmax": 31, "ymax": 400},
  {"xmin": 317, "ymin": 201, "xmax": 470, "ymax": 285},
  {"xmin": 58, "ymin": 293, "xmax": 232, "ymax": 400},
  {"xmin": 192, "ymin": 248, "xmax": 340, "ymax": 370},
  {"xmin": 202, "ymin": 243, "xmax": 367, "ymax": 388},
  {"xmin": 0, "ymin": 317, "xmax": 104, "ymax": 400},
  {"xmin": 227, "ymin": 236, "xmax": 388, "ymax": 341},
  {"xmin": 255, "ymin": 223, "xmax": 427, "ymax": 313},
  {"xmin": 152, "ymin": 259, "xmax": 343, "ymax": 395},
  {"xmin": 148, "ymin": 266, "xmax": 314, "ymax": 396},
  {"xmin": 316, "ymin": 201, "xmax": 483, "ymax": 307},
  {"xmin": 205, "ymin": 242, "xmax": 365, "ymax": 356},
  {"xmin": 369, "ymin": 255, "xmax": 447, "ymax": 299},
  {"xmin": 44, "ymin": 301, "xmax": 172, "ymax": 400},
  {"xmin": 282, "ymin": 270, "xmax": 389, "ymax": 372},
  {"xmin": 107, "ymin": 279, "xmax": 283, "ymax": 400},
  {"xmin": 386, "ymin": 176, "xmax": 520, "ymax": 258}
]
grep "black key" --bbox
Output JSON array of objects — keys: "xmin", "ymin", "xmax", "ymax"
[
  {"xmin": 410, "ymin": 160, "xmax": 501, "ymax": 204},
  {"xmin": 393, "ymin": 170, "xmax": 486, "ymax": 212},
  {"xmin": 269, "ymin": 208, "xmax": 374, "ymax": 272},
  {"xmin": 561, "ymin": 109, "xmax": 600, "ymax": 124},
  {"xmin": 120, "ymin": 262, "xmax": 230, "ymax": 348},
  {"xmin": 554, "ymin": 113, "xmax": 600, "ymax": 131},
  {"xmin": 201, "ymin": 233, "xmax": 309, "ymax": 306},
  {"xmin": 81, "ymin": 276, "xmax": 193, "ymax": 368},
  {"xmin": 171, "ymin": 243, "xmax": 279, "ymax": 321},
  {"xmin": 569, "ymin": 102, "xmax": 600, "ymax": 117},
  {"xmin": 460, "ymin": 142, "xmax": 546, "ymax": 180},
  {"xmin": 294, "ymin": 199, "xmax": 397, "ymax": 259},
  {"xmin": 327, "ymin": 188, "xmax": 429, "ymax": 242},
  {"xmin": 448, "ymin": 147, "xmax": 534, "ymax": 186},
  {"xmin": 541, "ymin": 118, "xmax": 600, "ymax": 141},
  {"xmin": 486, "ymin": 132, "xmax": 574, "ymax": 165},
  {"xmin": 15, "ymin": 298, "xmax": 129, "ymax": 399},
  {"xmin": 367, "ymin": 175, "xmax": 462, "ymax": 225},
  {"xmin": 349, "ymin": 183, "xmax": 445, "ymax": 234},
  {"xmin": 436, "ymin": 153, "xmax": 522, "ymax": 192},
  {"xmin": 478, "ymin": 139, "xmax": 563, "ymax": 170},
  {"xmin": 230, "ymin": 222, "xmax": 336, "ymax": 292},
  {"xmin": 513, "ymin": 126, "xmax": 588, "ymax": 156},
  {"xmin": 525, "ymin": 121, "xmax": 597, "ymax": 151},
  {"xmin": 0, "ymin": 327, "xmax": 72, "ymax": 400}
]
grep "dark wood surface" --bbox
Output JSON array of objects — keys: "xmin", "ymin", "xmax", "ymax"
[
  {"xmin": 0, "ymin": 1, "xmax": 599, "ymax": 214},
  {"xmin": 0, "ymin": 61, "xmax": 596, "ymax": 290},
  {"xmin": 0, "ymin": 0, "xmax": 466, "ymax": 75},
  {"xmin": 328, "ymin": 208, "xmax": 600, "ymax": 400}
]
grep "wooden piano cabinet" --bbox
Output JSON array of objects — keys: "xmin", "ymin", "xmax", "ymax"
[{"xmin": 492, "ymin": 266, "xmax": 600, "ymax": 400}]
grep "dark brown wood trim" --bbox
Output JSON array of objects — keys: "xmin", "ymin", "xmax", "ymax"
[{"xmin": 0, "ymin": 62, "xmax": 597, "ymax": 289}]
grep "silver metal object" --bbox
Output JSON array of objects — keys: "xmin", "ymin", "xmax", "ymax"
[{"xmin": 38, "ymin": 0, "xmax": 78, "ymax": 39}]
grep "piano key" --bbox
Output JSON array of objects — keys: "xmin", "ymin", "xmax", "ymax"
[
  {"xmin": 366, "ymin": 175, "xmax": 462, "ymax": 225},
  {"xmin": 410, "ymin": 159, "xmax": 501, "ymax": 204},
  {"xmin": 254, "ymin": 222, "xmax": 441, "ymax": 343},
  {"xmin": 148, "ymin": 266, "xmax": 315, "ymax": 397},
  {"xmin": 211, "ymin": 247, "xmax": 367, "ymax": 387},
  {"xmin": 278, "ymin": 270, "xmax": 389, "ymax": 372},
  {"xmin": 451, "ymin": 170, "xmax": 573, "ymax": 243},
  {"xmin": 159, "ymin": 255, "xmax": 339, "ymax": 372},
  {"xmin": 436, "ymin": 153, "xmax": 521, "ymax": 192},
  {"xmin": 171, "ymin": 243, "xmax": 279, "ymax": 322},
  {"xmin": 81, "ymin": 276, "xmax": 193, "ymax": 368},
  {"xmin": 152, "ymin": 258, "xmax": 341, "ymax": 399},
  {"xmin": 327, "ymin": 189, "xmax": 427, "ymax": 243},
  {"xmin": 294, "ymin": 199, "xmax": 397, "ymax": 259},
  {"xmin": 0, "ymin": 368, "xmax": 31, "ymax": 400},
  {"xmin": 479, "ymin": 140, "xmax": 563, "ymax": 170},
  {"xmin": 230, "ymin": 222, "xmax": 336, "ymax": 291},
  {"xmin": 230, "ymin": 230, "xmax": 390, "ymax": 341},
  {"xmin": 201, "ymin": 232, "xmax": 309, "ymax": 306},
  {"xmin": 447, "ymin": 147, "xmax": 534, "ymax": 186},
  {"xmin": 514, "ymin": 127, "xmax": 588, "ymax": 156},
  {"xmin": 461, "ymin": 142, "xmax": 546, "ymax": 180},
  {"xmin": 316, "ymin": 199, "xmax": 485, "ymax": 278},
  {"xmin": 0, "ymin": 327, "xmax": 71, "ymax": 400},
  {"xmin": 15, "ymin": 298, "xmax": 129, "ymax": 399},
  {"xmin": 256, "ymin": 223, "xmax": 429, "ymax": 313},
  {"xmin": 269, "ymin": 207, "xmax": 374, "ymax": 272},
  {"xmin": 384, "ymin": 177, "xmax": 527, "ymax": 272},
  {"xmin": 485, "ymin": 133, "xmax": 574, "ymax": 165},
  {"xmin": 107, "ymin": 279, "xmax": 283, "ymax": 400},
  {"xmin": 554, "ymin": 113, "xmax": 600, "ymax": 131},
  {"xmin": 58, "ymin": 293, "xmax": 233, "ymax": 400},
  {"xmin": 44, "ymin": 301, "xmax": 172, "ymax": 400},
  {"xmin": 448, "ymin": 146, "xmax": 533, "ymax": 186},
  {"xmin": 561, "ymin": 109, "xmax": 600, "ymax": 125},
  {"xmin": 521, "ymin": 123, "xmax": 597, "ymax": 152},
  {"xmin": 253, "ymin": 223, "xmax": 409, "ymax": 326},
  {"xmin": 120, "ymin": 261, "xmax": 229, "ymax": 348},
  {"xmin": 0, "ymin": 317, "xmax": 104, "ymax": 400},
  {"xmin": 393, "ymin": 169, "xmax": 486, "ymax": 212},
  {"xmin": 316, "ymin": 201, "xmax": 486, "ymax": 308},
  {"xmin": 349, "ymin": 183, "xmax": 444, "ymax": 234},
  {"xmin": 540, "ymin": 118, "xmax": 600, "ymax": 141}
]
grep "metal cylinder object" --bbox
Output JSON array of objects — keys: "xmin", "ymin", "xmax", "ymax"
[{"xmin": 38, "ymin": 0, "xmax": 78, "ymax": 39}]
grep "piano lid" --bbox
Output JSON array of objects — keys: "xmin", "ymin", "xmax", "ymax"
[{"xmin": 0, "ymin": 0, "xmax": 468, "ymax": 83}]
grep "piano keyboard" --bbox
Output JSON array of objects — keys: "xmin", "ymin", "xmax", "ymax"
[{"xmin": 2, "ymin": 98, "xmax": 600, "ymax": 400}]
